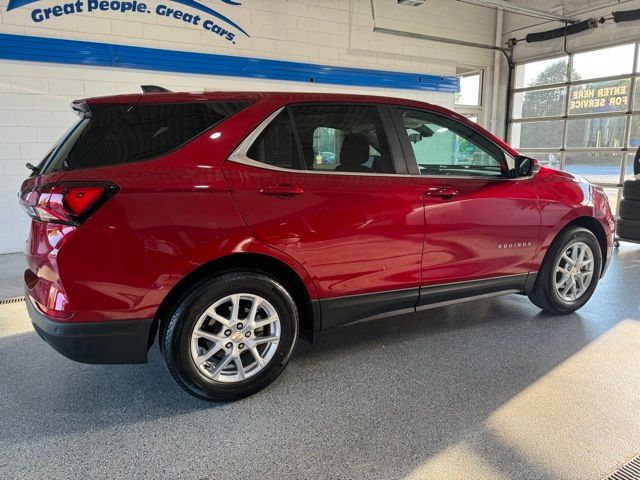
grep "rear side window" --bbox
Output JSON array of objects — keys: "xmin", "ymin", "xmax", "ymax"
[
  {"xmin": 41, "ymin": 102, "xmax": 249, "ymax": 173},
  {"xmin": 246, "ymin": 110, "xmax": 302, "ymax": 170},
  {"xmin": 291, "ymin": 104, "xmax": 394, "ymax": 173},
  {"xmin": 244, "ymin": 104, "xmax": 394, "ymax": 174}
]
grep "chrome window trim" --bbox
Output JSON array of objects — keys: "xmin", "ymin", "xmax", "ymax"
[{"xmin": 227, "ymin": 105, "xmax": 529, "ymax": 182}]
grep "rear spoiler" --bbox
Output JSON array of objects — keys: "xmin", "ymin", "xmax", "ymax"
[
  {"xmin": 69, "ymin": 86, "xmax": 169, "ymax": 118},
  {"xmin": 71, "ymin": 100, "xmax": 91, "ymax": 118},
  {"xmin": 141, "ymin": 85, "xmax": 171, "ymax": 93}
]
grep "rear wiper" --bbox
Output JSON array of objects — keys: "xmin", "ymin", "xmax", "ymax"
[{"xmin": 25, "ymin": 162, "xmax": 39, "ymax": 173}]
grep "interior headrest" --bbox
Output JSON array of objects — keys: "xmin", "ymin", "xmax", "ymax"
[{"xmin": 339, "ymin": 133, "xmax": 370, "ymax": 167}]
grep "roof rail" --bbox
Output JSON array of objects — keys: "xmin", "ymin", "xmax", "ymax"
[{"xmin": 141, "ymin": 85, "xmax": 171, "ymax": 93}]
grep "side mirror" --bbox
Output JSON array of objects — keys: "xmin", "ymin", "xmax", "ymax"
[
  {"xmin": 408, "ymin": 133, "xmax": 422, "ymax": 143},
  {"xmin": 514, "ymin": 155, "xmax": 535, "ymax": 177}
]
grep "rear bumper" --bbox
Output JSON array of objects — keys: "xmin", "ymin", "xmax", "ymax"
[{"xmin": 26, "ymin": 294, "xmax": 153, "ymax": 364}]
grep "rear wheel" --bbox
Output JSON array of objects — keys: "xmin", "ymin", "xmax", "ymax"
[
  {"xmin": 528, "ymin": 227, "xmax": 602, "ymax": 314},
  {"xmin": 162, "ymin": 271, "xmax": 298, "ymax": 401}
]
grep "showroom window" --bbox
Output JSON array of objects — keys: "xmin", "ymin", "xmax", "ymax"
[
  {"xmin": 455, "ymin": 70, "xmax": 483, "ymax": 124},
  {"xmin": 509, "ymin": 42, "xmax": 640, "ymax": 214}
]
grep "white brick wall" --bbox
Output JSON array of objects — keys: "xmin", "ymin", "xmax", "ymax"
[{"xmin": 0, "ymin": 0, "xmax": 497, "ymax": 253}]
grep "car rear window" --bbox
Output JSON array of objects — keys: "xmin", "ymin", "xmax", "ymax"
[{"xmin": 40, "ymin": 101, "xmax": 250, "ymax": 173}]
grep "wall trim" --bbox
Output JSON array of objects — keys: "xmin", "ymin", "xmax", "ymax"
[{"xmin": 0, "ymin": 33, "xmax": 458, "ymax": 92}]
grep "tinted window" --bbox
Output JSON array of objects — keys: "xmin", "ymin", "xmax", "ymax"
[
  {"xmin": 399, "ymin": 109, "xmax": 504, "ymax": 177},
  {"xmin": 246, "ymin": 111, "xmax": 302, "ymax": 170},
  {"xmin": 42, "ymin": 104, "xmax": 130, "ymax": 173},
  {"xmin": 41, "ymin": 102, "xmax": 249, "ymax": 173},
  {"xmin": 291, "ymin": 104, "xmax": 394, "ymax": 173}
]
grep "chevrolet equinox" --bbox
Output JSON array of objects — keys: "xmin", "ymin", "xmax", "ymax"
[{"xmin": 20, "ymin": 91, "xmax": 615, "ymax": 400}]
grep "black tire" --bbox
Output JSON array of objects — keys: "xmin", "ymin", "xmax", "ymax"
[
  {"xmin": 623, "ymin": 179, "xmax": 640, "ymax": 202},
  {"xmin": 528, "ymin": 227, "xmax": 602, "ymax": 314},
  {"xmin": 617, "ymin": 218, "xmax": 640, "ymax": 241},
  {"xmin": 161, "ymin": 271, "xmax": 298, "ymax": 401},
  {"xmin": 618, "ymin": 199, "xmax": 640, "ymax": 221},
  {"xmin": 633, "ymin": 147, "xmax": 640, "ymax": 176}
]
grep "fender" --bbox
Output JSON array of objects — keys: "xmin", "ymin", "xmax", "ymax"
[
  {"xmin": 533, "ymin": 197, "xmax": 608, "ymax": 272},
  {"xmin": 136, "ymin": 226, "xmax": 320, "ymax": 320}
]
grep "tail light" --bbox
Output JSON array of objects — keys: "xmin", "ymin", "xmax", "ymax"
[{"xmin": 20, "ymin": 182, "xmax": 117, "ymax": 225}]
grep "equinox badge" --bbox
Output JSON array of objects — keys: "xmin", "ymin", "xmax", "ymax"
[{"xmin": 498, "ymin": 242, "xmax": 534, "ymax": 249}]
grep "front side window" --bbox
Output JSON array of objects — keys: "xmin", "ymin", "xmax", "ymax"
[{"xmin": 399, "ymin": 109, "xmax": 504, "ymax": 177}]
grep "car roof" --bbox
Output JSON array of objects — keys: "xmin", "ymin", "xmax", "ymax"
[
  {"xmin": 83, "ymin": 90, "xmax": 434, "ymax": 107},
  {"xmin": 80, "ymin": 90, "xmax": 519, "ymax": 157}
]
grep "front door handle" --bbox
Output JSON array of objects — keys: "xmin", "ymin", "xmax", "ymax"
[
  {"xmin": 425, "ymin": 187, "xmax": 459, "ymax": 199},
  {"xmin": 259, "ymin": 184, "xmax": 304, "ymax": 197}
]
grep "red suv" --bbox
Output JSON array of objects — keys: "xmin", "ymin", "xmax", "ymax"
[{"xmin": 20, "ymin": 90, "xmax": 615, "ymax": 400}]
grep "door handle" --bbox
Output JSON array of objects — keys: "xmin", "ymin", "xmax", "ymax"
[
  {"xmin": 259, "ymin": 184, "xmax": 304, "ymax": 197},
  {"xmin": 425, "ymin": 187, "xmax": 459, "ymax": 199}
]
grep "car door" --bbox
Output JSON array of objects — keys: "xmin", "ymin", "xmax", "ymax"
[
  {"xmin": 223, "ymin": 102, "xmax": 428, "ymax": 328},
  {"xmin": 390, "ymin": 106, "xmax": 541, "ymax": 304}
]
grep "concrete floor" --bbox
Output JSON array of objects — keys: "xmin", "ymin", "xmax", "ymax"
[
  {"xmin": 1, "ymin": 246, "xmax": 640, "ymax": 479},
  {"xmin": 0, "ymin": 253, "xmax": 26, "ymax": 299}
]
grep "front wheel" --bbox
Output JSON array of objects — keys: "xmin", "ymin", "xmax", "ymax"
[
  {"xmin": 162, "ymin": 271, "xmax": 298, "ymax": 401},
  {"xmin": 528, "ymin": 227, "xmax": 602, "ymax": 314}
]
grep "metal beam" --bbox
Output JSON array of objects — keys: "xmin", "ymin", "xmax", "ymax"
[
  {"xmin": 373, "ymin": 26, "xmax": 510, "ymax": 56},
  {"xmin": 458, "ymin": 0, "xmax": 582, "ymax": 24}
]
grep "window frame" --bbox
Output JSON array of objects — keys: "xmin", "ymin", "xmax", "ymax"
[
  {"xmin": 455, "ymin": 70, "xmax": 484, "ymax": 108},
  {"xmin": 230, "ymin": 102, "xmax": 410, "ymax": 176},
  {"xmin": 389, "ymin": 105, "xmax": 510, "ymax": 179},
  {"xmin": 454, "ymin": 70, "xmax": 484, "ymax": 126}
]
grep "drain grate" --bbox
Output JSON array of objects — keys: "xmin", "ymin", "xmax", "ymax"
[
  {"xmin": 607, "ymin": 454, "xmax": 640, "ymax": 480},
  {"xmin": 0, "ymin": 296, "xmax": 25, "ymax": 305}
]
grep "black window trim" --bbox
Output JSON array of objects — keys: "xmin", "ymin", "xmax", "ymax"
[
  {"xmin": 389, "ymin": 105, "xmax": 514, "ymax": 180},
  {"xmin": 229, "ymin": 101, "xmax": 410, "ymax": 176}
]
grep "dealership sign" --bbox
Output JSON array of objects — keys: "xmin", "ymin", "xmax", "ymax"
[{"xmin": 6, "ymin": 0, "xmax": 249, "ymax": 44}]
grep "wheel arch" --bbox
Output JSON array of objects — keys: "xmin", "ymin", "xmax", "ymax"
[
  {"xmin": 559, "ymin": 216, "xmax": 608, "ymax": 275},
  {"xmin": 150, "ymin": 252, "xmax": 319, "ymax": 349}
]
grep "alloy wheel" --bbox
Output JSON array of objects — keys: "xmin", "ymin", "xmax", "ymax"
[
  {"xmin": 190, "ymin": 293, "xmax": 281, "ymax": 383},
  {"xmin": 554, "ymin": 241, "xmax": 594, "ymax": 302}
]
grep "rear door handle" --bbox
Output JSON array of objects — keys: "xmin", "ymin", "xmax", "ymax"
[
  {"xmin": 425, "ymin": 187, "xmax": 459, "ymax": 199},
  {"xmin": 259, "ymin": 184, "xmax": 304, "ymax": 197}
]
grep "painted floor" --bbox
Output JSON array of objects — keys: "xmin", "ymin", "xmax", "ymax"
[{"xmin": 1, "ymin": 245, "xmax": 640, "ymax": 479}]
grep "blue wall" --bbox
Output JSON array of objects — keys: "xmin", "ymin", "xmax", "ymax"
[{"xmin": 0, "ymin": 33, "xmax": 459, "ymax": 92}]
